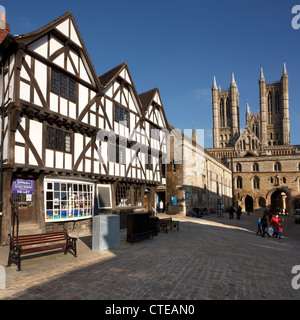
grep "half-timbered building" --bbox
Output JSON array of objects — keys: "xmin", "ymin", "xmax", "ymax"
[{"xmin": 0, "ymin": 12, "xmax": 169, "ymax": 243}]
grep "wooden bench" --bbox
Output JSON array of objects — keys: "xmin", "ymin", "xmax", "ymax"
[
  {"xmin": 159, "ymin": 217, "xmax": 179, "ymax": 233},
  {"xmin": 7, "ymin": 229, "xmax": 77, "ymax": 271}
]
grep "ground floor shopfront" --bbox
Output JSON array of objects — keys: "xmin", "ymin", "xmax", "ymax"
[{"xmin": 0, "ymin": 169, "xmax": 162, "ymax": 245}]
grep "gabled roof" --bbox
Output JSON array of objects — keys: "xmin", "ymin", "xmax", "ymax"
[
  {"xmin": 139, "ymin": 88, "xmax": 157, "ymax": 112},
  {"xmin": 14, "ymin": 11, "xmax": 71, "ymax": 42},
  {"xmin": 139, "ymin": 88, "xmax": 170, "ymax": 129},
  {"xmin": 13, "ymin": 11, "xmax": 103, "ymax": 91},
  {"xmin": 99, "ymin": 62, "xmax": 127, "ymax": 87}
]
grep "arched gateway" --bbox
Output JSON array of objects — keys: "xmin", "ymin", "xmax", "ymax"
[{"xmin": 269, "ymin": 189, "xmax": 289, "ymax": 213}]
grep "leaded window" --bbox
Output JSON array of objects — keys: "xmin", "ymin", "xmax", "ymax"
[
  {"xmin": 51, "ymin": 69, "xmax": 77, "ymax": 103},
  {"xmin": 114, "ymin": 105, "xmax": 129, "ymax": 127},
  {"xmin": 46, "ymin": 126, "xmax": 72, "ymax": 153},
  {"xmin": 151, "ymin": 124, "xmax": 160, "ymax": 141},
  {"xmin": 115, "ymin": 185, "xmax": 131, "ymax": 207}
]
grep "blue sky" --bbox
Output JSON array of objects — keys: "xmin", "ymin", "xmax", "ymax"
[{"xmin": 2, "ymin": 0, "xmax": 300, "ymax": 148}]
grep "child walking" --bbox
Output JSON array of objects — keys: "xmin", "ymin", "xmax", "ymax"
[
  {"xmin": 277, "ymin": 223, "xmax": 283, "ymax": 240},
  {"xmin": 256, "ymin": 218, "xmax": 262, "ymax": 236}
]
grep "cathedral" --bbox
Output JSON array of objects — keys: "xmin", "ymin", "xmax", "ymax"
[{"xmin": 207, "ymin": 63, "xmax": 300, "ymax": 213}]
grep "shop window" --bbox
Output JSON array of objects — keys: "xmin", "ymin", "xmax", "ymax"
[
  {"xmin": 133, "ymin": 187, "xmax": 143, "ymax": 207},
  {"xmin": 45, "ymin": 179, "xmax": 93, "ymax": 221},
  {"xmin": 115, "ymin": 184, "xmax": 131, "ymax": 207},
  {"xmin": 46, "ymin": 126, "xmax": 72, "ymax": 153}
]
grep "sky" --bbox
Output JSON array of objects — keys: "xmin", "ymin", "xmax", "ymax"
[{"xmin": 2, "ymin": 0, "xmax": 300, "ymax": 148}]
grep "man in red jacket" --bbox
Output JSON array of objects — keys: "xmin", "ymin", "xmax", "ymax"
[{"xmin": 270, "ymin": 214, "xmax": 284, "ymax": 238}]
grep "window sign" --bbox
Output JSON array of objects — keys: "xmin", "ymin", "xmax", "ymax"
[
  {"xmin": 171, "ymin": 196, "xmax": 178, "ymax": 206},
  {"xmin": 44, "ymin": 179, "xmax": 94, "ymax": 222},
  {"xmin": 97, "ymin": 184, "xmax": 112, "ymax": 209},
  {"xmin": 12, "ymin": 179, "xmax": 34, "ymax": 194}
]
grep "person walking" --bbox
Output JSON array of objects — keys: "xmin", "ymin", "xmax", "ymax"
[
  {"xmin": 247, "ymin": 205, "xmax": 251, "ymax": 216},
  {"xmin": 270, "ymin": 214, "xmax": 284, "ymax": 238},
  {"xmin": 256, "ymin": 218, "xmax": 262, "ymax": 235},
  {"xmin": 159, "ymin": 200, "xmax": 164, "ymax": 213},
  {"xmin": 277, "ymin": 223, "xmax": 283, "ymax": 240},
  {"xmin": 268, "ymin": 209, "xmax": 273, "ymax": 222},
  {"xmin": 261, "ymin": 213, "xmax": 270, "ymax": 237},
  {"xmin": 229, "ymin": 206, "xmax": 234, "ymax": 219},
  {"xmin": 236, "ymin": 206, "xmax": 242, "ymax": 220}
]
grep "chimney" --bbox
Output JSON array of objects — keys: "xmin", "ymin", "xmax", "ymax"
[{"xmin": 0, "ymin": 22, "xmax": 10, "ymax": 42}]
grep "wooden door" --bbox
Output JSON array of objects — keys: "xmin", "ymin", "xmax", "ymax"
[{"xmin": 12, "ymin": 194, "xmax": 34, "ymax": 224}]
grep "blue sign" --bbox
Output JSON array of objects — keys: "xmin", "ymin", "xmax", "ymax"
[
  {"xmin": 12, "ymin": 179, "xmax": 34, "ymax": 194},
  {"xmin": 171, "ymin": 196, "xmax": 177, "ymax": 206}
]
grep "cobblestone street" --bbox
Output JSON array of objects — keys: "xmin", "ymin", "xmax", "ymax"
[{"xmin": 1, "ymin": 210, "xmax": 300, "ymax": 300}]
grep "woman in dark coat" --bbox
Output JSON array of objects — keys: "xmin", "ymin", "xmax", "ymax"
[{"xmin": 261, "ymin": 213, "xmax": 270, "ymax": 237}]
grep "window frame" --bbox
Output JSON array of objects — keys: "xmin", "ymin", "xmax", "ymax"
[
  {"xmin": 51, "ymin": 69, "xmax": 77, "ymax": 103},
  {"xmin": 114, "ymin": 104, "xmax": 129, "ymax": 127},
  {"xmin": 46, "ymin": 126, "xmax": 72, "ymax": 153},
  {"xmin": 44, "ymin": 179, "xmax": 94, "ymax": 222},
  {"xmin": 274, "ymin": 162, "xmax": 282, "ymax": 172}
]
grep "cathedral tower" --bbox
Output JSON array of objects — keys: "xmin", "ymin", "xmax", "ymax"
[
  {"xmin": 259, "ymin": 63, "xmax": 290, "ymax": 148},
  {"xmin": 212, "ymin": 74, "xmax": 240, "ymax": 148}
]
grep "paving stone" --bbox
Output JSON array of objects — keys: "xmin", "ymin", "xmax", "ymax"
[{"xmin": 0, "ymin": 211, "xmax": 300, "ymax": 300}]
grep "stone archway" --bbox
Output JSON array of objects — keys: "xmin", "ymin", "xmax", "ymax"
[
  {"xmin": 245, "ymin": 195, "xmax": 253, "ymax": 212},
  {"xmin": 270, "ymin": 189, "xmax": 289, "ymax": 214},
  {"xmin": 258, "ymin": 197, "xmax": 266, "ymax": 208}
]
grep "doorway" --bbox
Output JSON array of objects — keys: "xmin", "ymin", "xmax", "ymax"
[
  {"xmin": 271, "ymin": 189, "xmax": 289, "ymax": 213},
  {"xmin": 245, "ymin": 195, "xmax": 253, "ymax": 212},
  {"xmin": 157, "ymin": 192, "xmax": 166, "ymax": 213},
  {"xmin": 11, "ymin": 193, "xmax": 34, "ymax": 224}
]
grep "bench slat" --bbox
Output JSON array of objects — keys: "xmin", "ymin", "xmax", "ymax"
[
  {"xmin": 12, "ymin": 232, "xmax": 66, "ymax": 246},
  {"xmin": 21, "ymin": 242, "xmax": 73, "ymax": 254}
]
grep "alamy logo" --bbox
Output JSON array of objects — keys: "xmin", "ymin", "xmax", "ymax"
[
  {"xmin": 291, "ymin": 265, "xmax": 300, "ymax": 289},
  {"xmin": 291, "ymin": 5, "xmax": 300, "ymax": 29},
  {"xmin": 0, "ymin": 265, "xmax": 5, "ymax": 289}
]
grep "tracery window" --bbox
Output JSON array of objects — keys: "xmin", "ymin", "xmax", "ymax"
[
  {"xmin": 236, "ymin": 176, "xmax": 242, "ymax": 189},
  {"xmin": 220, "ymin": 98, "xmax": 225, "ymax": 127},
  {"xmin": 253, "ymin": 177, "xmax": 260, "ymax": 189},
  {"xmin": 274, "ymin": 162, "xmax": 281, "ymax": 171}
]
